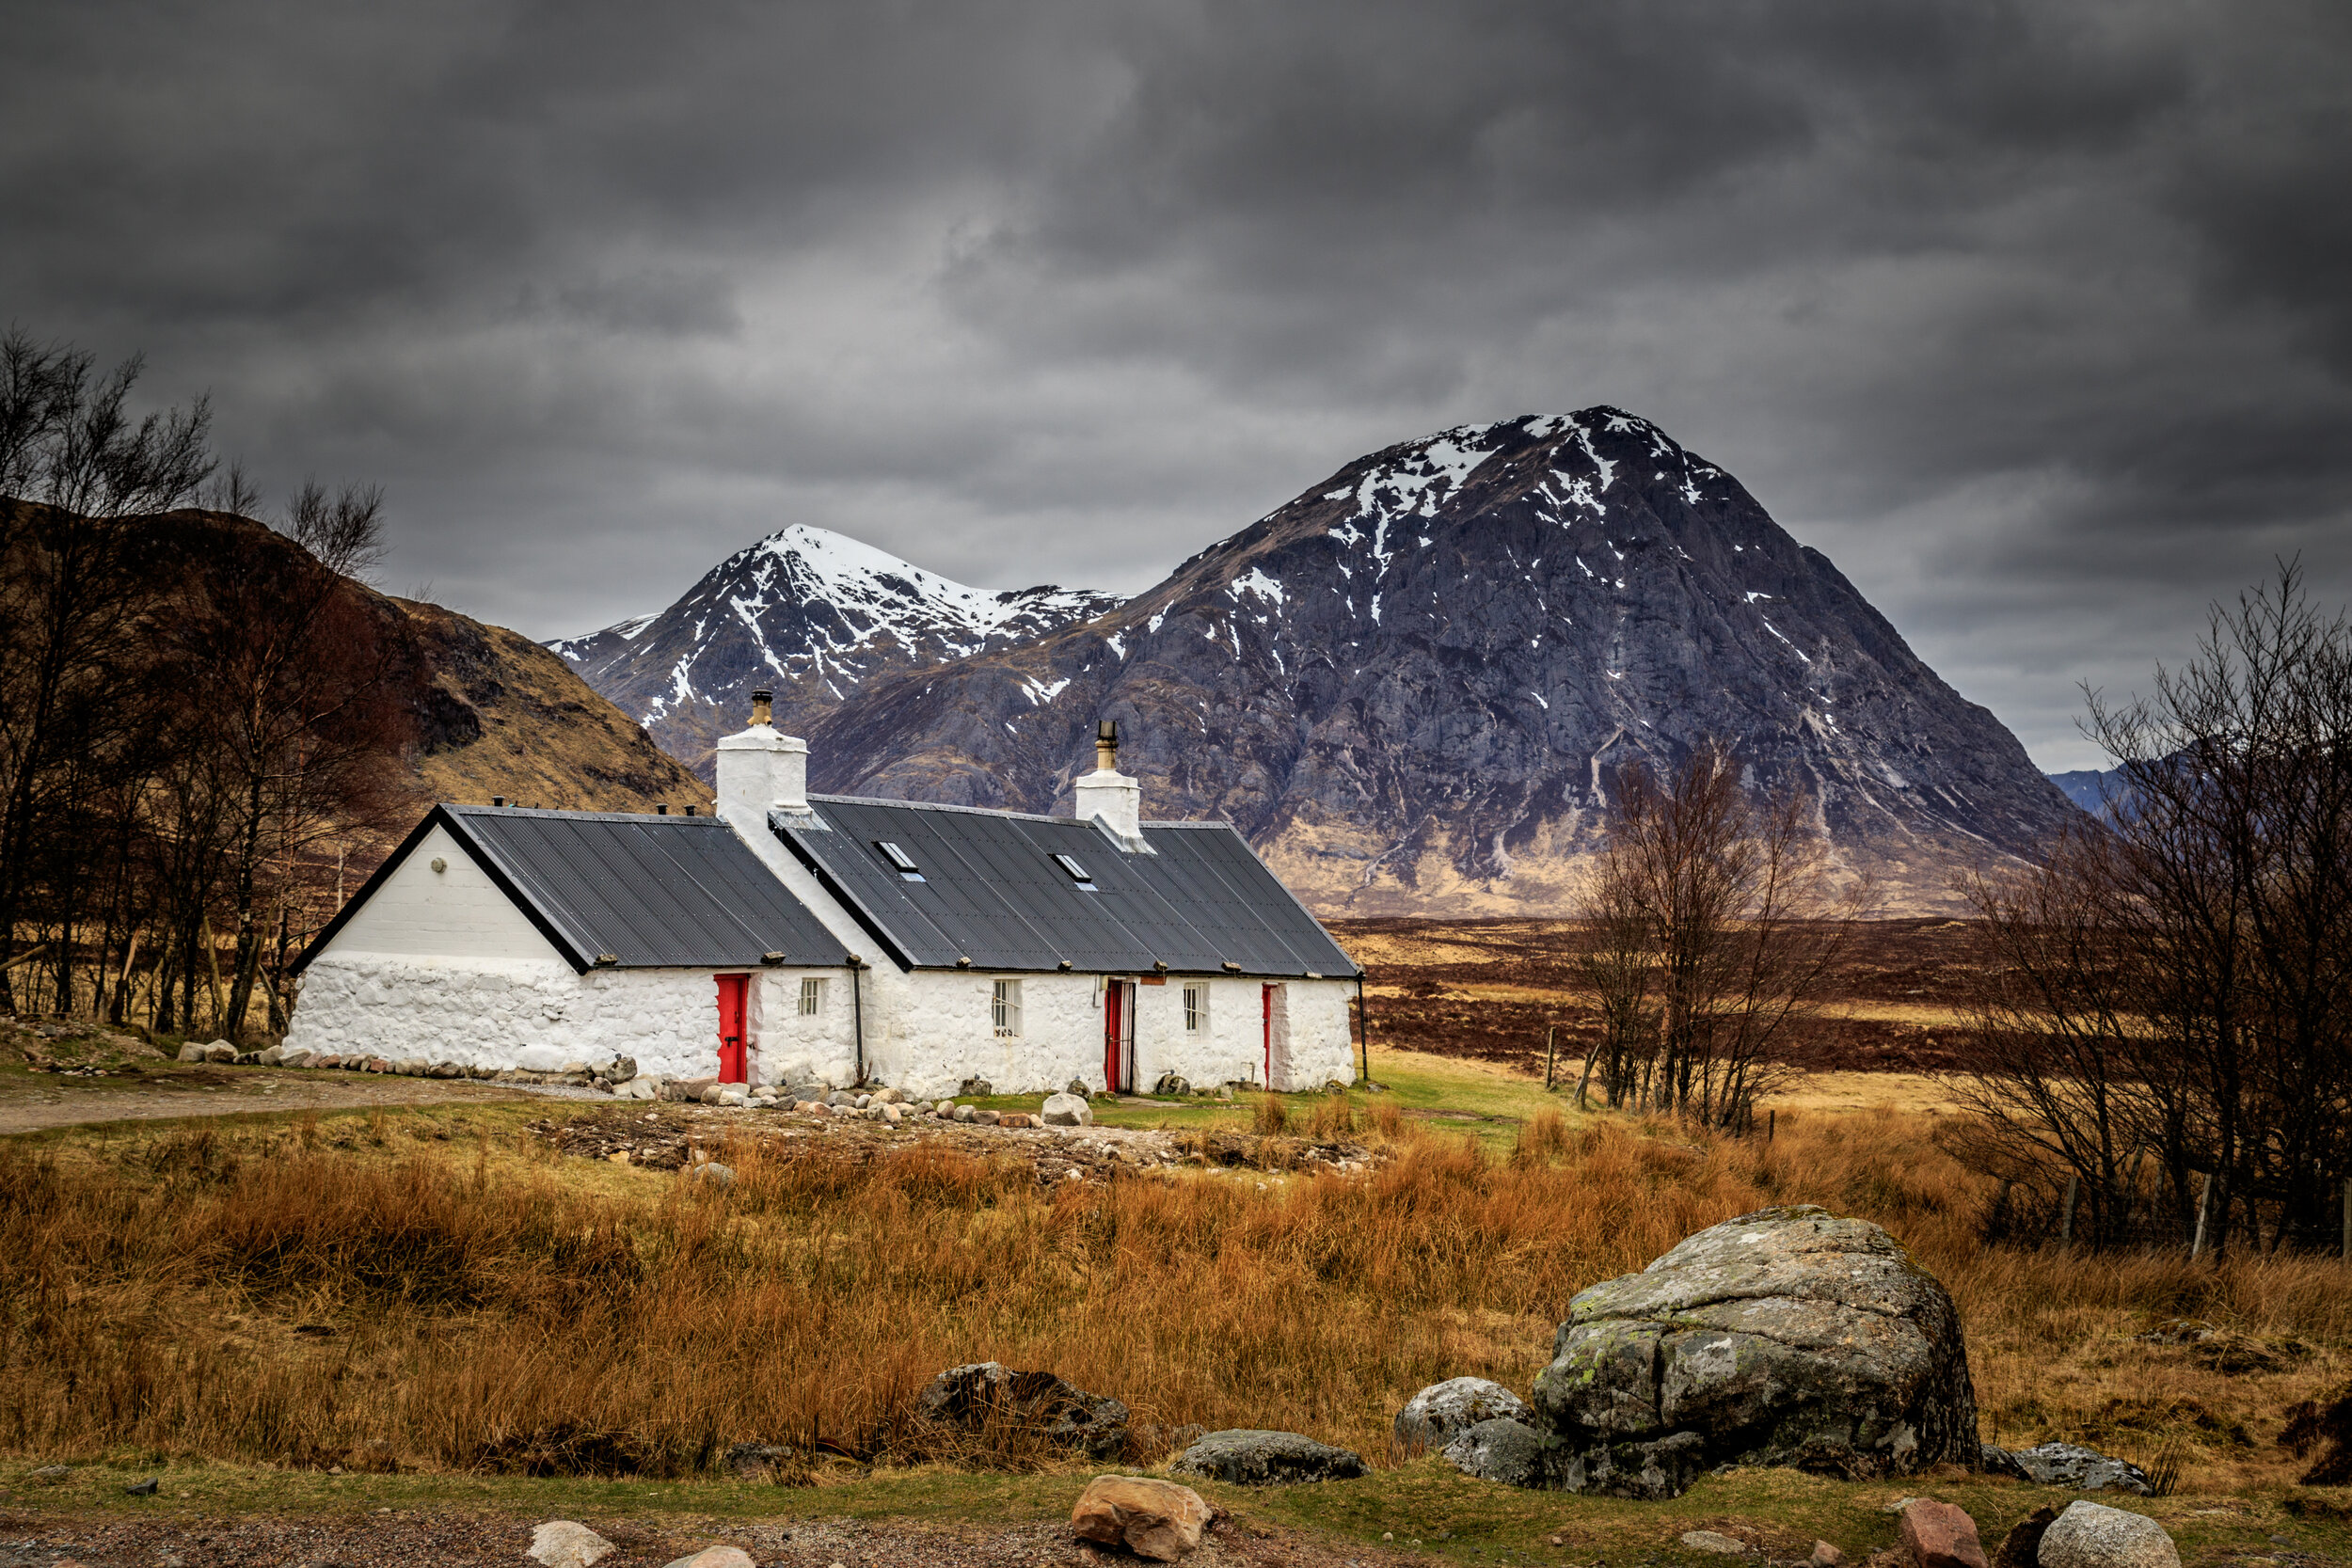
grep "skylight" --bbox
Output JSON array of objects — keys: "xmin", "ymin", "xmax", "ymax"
[
  {"xmin": 1053, "ymin": 852, "xmax": 1098, "ymax": 892},
  {"xmin": 876, "ymin": 841, "xmax": 925, "ymax": 881}
]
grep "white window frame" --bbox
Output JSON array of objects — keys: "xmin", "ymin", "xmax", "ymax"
[
  {"xmin": 799, "ymin": 976, "xmax": 826, "ymax": 1016},
  {"xmin": 1183, "ymin": 983, "xmax": 1208, "ymax": 1034},
  {"xmin": 993, "ymin": 978, "xmax": 1023, "ymax": 1038}
]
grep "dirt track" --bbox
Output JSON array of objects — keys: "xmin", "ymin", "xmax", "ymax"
[
  {"xmin": 0, "ymin": 1062, "xmax": 594, "ymax": 1136},
  {"xmin": 0, "ymin": 1507, "xmax": 1433, "ymax": 1567}
]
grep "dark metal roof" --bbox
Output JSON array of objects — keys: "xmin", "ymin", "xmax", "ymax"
[
  {"xmin": 294, "ymin": 804, "xmax": 855, "ymax": 974},
  {"xmin": 773, "ymin": 795, "xmax": 1359, "ymax": 978}
]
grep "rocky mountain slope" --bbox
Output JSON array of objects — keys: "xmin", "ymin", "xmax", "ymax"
[
  {"xmin": 550, "ymin": 523, "xmax": 1121, "ymax": 776},
  {"xmin": 793, "ymin": 410, "xmax": 2077, "ymax": 915},
  {"xmin": 148, "ymin": 512, "xmax": 704, "ymax": 826}
]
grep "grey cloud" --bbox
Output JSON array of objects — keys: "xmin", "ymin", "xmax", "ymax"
[{"xmin": 3, "ymin": 0, "xmax": 2346, "ymax": 771}]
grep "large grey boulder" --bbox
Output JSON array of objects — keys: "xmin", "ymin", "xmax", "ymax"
[
  {"xmin": 528, "ymin": 1520, "xmax": 615, "ymax": 1567},
  {"xmin": 175, "ymin": 1042, "xmax": 205, "ymax": 1063},
  {"xmin": 1530, "ymin": 1205, "xmax": 1977, "ymax": 1497},
  {"xmin": 1441, "ymin": 1418, "xmax": 1551, "ymax": 1489},
  {"xmin": 2037, "ymin": 1502, "xmax": 2180, "ymax": 1568},
  {"xmin": 1396, "ymin": 1376, "xmax": 1534, "ymax": 1454},
  {"xmin": 1041, "ymin": 1092, "xmax": 1092, "ymax": 1127},
  {"xmin": 916, "ymin": 1361, "xmax": 1129, "ymax": 1460},
  {"xmin": 1168, "ymin": 1429, "xmax": 1366, "ymax": 1485}
]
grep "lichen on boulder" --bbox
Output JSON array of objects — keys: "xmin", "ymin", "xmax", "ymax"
[{"xmin": 1529, "ymin": 1204, "xmax": 1978, "ymax": 1496}]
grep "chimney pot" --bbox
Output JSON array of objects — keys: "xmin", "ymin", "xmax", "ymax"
[
  {"xmin": 492, "ymin": 796, "xmax": 505, "ymax": 807},
  {"xmin": 656, "ymin": 803, "xmax": 668, "ymax": 815},
  {"xmin": 751, "ymin": 688, "xmax": 774, "ymax": 727},
  {"xmin": 1094, "ymin": 718, "xmax": 1118, "ymax": 772}
]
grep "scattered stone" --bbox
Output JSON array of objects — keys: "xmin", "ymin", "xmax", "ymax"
[
  {"xmin": 176, "ymin": 1042, "xmax": 205, "ymax": 1063},
  {"xmin": 659, "ymin": 1550, "xmax": 755, "ymax": 1568},
  {"xmin": 1999, "ymin": 1443, "xmax": 2153, "ymax": 1496},
  {"xmin": 1153, "ymin": 1072, "xmax": 1192, "ymax": 1097},
  {"xmin": 1682, "ymin": 1531, "xmax": 1752, "ymax": 1556},
  {"xmin": 723, "ymin": 1442, "xmax": 803, "ymax": 1482},
  {"xmin": 528, "ymin": 1520, "xmax": 615, "ymax": 1567},
  {"xmin": 1042, "ymin": 1091, "xmax": 1092, "ymax": 1127},
  {"xmin": 392, "ymin": 1056, "xmax": 430, "ymax": 1075},
  {"xmin": 1529, "ymin": 1205, "xmax": 1978, "ymax": 1498},
  {"xmin": 953, "ymin": 1104, "xmax": 977, "ymax": 1123},
  {"xmin": 1443, "ymin": 1418, "xmax": 1552, "ymax": 1489},
  {"xmin": 974, "ymin": 1109, "xmax": 1001, "ymax": 1126},
  {"xmin": 609, "ymin": 1055, "xmax": 638, "ymax": 1082},
  {"xmin": 279, "ymin": 1049, "xmax": 313, "ymax": 1068},
  {"xmin": 257, "ymin": 1044, "xmax": 286, "ymax": 1066},
  {"xmin": 615, "ymin": 1077, "xmax": 660, "ymax": 1100},
  {"xmin": 1901, "ymin": 1498, "xmax": 1988, "ymax": 1568},
  {"xmin": 1324, "ymin": 1079, "xmax": 1348, "ymax": 1094},
  {"xmin": 202, "ymin": 1039, "xmax": 236, "ymax": 1063},
  {"xmin": 123, "ymin": 1478, "xmax": 159, "ymax": 1497},
  {"xmin": 872, "ymin": 1086, "xmax": 904, "ymax": 1103},
  {"xmin": 1396, "ymin": 1375, "xmax": 1535, "ymax": 1454},
  {"xmin": 1005, "ymin": 1113, "xmax": 1035, "ymax": 1129},
  {"xmin": 1168, "ymin": 1429, "xmax": 1366, "ymax": 1486},
  {"xmin": 2036, "ymin": 1502, "xmax": 2180, "ymax": 1568},
  {"xmin": 30, "ymin": 1465, "xmax": 69, "ymax": 1483},
  {"xmin": 936, "ymin": 1100, "xmax": 955, "ymax": 1115},
  {"xmin": 1992, "ymin": 1507, "xmax": 2058, "ymax": 1568},
  {"xmin": 688, "ymin": 1162, "xmax": 737, "ymax": 1187},
  {"xmin": 1812, "ymin": 1544, "xmax": 1847, "ymax": 1567},
  {"xmin": 1072, "ymin": 1475, "xmax": 1211, "ymax": 1562},
  {"xmin": 314, "ymin": 1053, "xmax": 343, "ymax": 1069},
  {"xmin": 961, "ymin": 1077, "xmax": 993, "ymax": 1097},
  {"xmin": 917, "ymin": 1362, "xmax": 1130, "ymax": 1459}
]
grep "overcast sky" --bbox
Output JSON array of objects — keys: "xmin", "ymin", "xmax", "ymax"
[{"xmin": 8, "ymin": 1, "xmax": 2348, "ymax": 770}]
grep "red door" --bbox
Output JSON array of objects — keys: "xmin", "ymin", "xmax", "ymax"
[
  {"xmin": 716, "ymin": 974, "xmax": 749, "ymax": 1084},
  {"xmin": 1262, "ymin": 983, "xmax": 1274, "ymax": 1088},
  {"xmin": 1103, "ymin": 980, "xmax": 1125, "ymax": 1093}
]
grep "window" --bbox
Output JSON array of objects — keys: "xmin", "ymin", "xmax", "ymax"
[
  {"xmin": 876, "ymin": 841, "xmax": 925, "ymax": 881},
  {"xmin": 1052, "ymin": 852, "xmax": 1097, "ymax": 891},
  {"xmin": 799, "ymin": 977, "xmax": 826, "ymax": 1016},
  {"xmin": 1184, "ymin": 984, "xmax": 1208, "ymax": 1034},
  {"xmin": 993, "ymin": 978, "xmax": 1023, "ymax": 1037}
]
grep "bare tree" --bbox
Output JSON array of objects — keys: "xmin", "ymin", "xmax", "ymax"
[
  {"xmin": 1579, "ymin": 742, "xmax": 1870, "ymax": 1128},
  {"xmin": 1961, "ymin": 564, "xmax": 2352, "ymax": 1254},
  {"xmin": 0, "ymin": 334, "xmax": 214, "ymax": 1011}
]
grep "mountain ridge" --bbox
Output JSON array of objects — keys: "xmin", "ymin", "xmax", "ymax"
[{"xmin": 790, "ymin": 409, "xmax": 2076, "ymax": 914}]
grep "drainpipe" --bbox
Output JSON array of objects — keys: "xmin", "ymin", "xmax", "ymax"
[
  {"xmin": 1355, "ymin": 973, "xmax": 1369, "ymax": 1085},
  {"xmin": 849, "ymin": 955, "xmax": 866, "ymax": 1087}
]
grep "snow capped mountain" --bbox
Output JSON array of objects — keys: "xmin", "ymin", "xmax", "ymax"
[
  {"xmin": 549, "ymin": 523, "xmax": 1121, "ymax": 776},
  {"xmin": 799, "ymin": 408, "xmax": 2078, "ymax": 915}
]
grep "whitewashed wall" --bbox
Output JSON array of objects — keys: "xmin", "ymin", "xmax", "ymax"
[{"xmin": 286, "ymin": 821, "xmax": 859, "ymax": 1081}]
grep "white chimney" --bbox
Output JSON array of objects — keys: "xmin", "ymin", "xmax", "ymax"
[
  {"xmin": 1073, "ymin": 719, "xmax": 1146, "ymax": 850},
  {"xmin": 715, "ymin": 688, "xmax": 810, "ymax": 831}
]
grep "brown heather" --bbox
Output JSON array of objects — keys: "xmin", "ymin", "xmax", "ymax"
[{"xmin": 1, "ymin": 1108, "xmax": 2344, "ymax": 1485}]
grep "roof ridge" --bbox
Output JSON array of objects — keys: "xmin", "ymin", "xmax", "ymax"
[
  {"xmin": 804, "ymin": 791, "xmax": 1233, "ymax": 831},
  {"xmin": 443, "ymin": 803, "xmax": 723, "ymax": 823}
]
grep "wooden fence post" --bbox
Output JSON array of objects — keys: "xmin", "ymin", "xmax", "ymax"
[
  {"xmin": 1544, "ymin": 1025, "xmax": 1557, "ymax": 1091},
  {"xmin": 2191, "ymin": 1173, "xmax": 2213, "ymax": 1260},
  {"xmin": 2060, "ymin": 1174, "xmax": 2079, "ymax": 1248}
]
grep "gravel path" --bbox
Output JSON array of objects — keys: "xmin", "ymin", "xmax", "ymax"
[{"xmin": 0, "ymin": 1509, "xmax": 1430, "ymax": 1566}]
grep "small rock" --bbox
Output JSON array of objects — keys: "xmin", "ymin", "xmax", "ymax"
[
  {"xmin": 1812, "ymin": 1544, "xmax": 1847, "ymax": 1568},
  {"xmin": 1042, "ymin": 1091, "xmax": 1092, "ymax": 1127},
  {"xmin": 392, "ymin": 1056, "xmax": 430, "ymax": 1075},
  {"xmin": 1003, "ymin": 1113, "xmax": 1033, "ymax": 1129},
  {"xmin": 1681, "ymin": 1531, "xmax": 1751, "ymax": 1556},
  {"xmin": 961, "ymin": 1077, "xmax": 994, "ymax": 1096},
  {"xmin": 1992, "ymin": 1508, "xmax": 2058, "ymax": 1568},
  {"xmin": 935, "ymin": 1100, "xmax": 955, "ymax": 1114},
  {"xmin": 917, "ymin": 1362, "xmax": 1130, "ymax": 1459},
  {"xmin": 2036, "ymin": 1502, "xmax": 2180, "ymax": 1568},
  {"xmin": 974, "ymin": 1109, "xmax": 1001, "ymax": 1125},
  {"xmin": 1073, "ymin": 1475, "xmax": 1211, "ymax": 1562},
  {"xmin": 124, "ymin": 1478, "xmax": 159, "ymax": 1497},
  {"xmin": 258, "ymin": 1044, "xmax": 286, "ymax": 1066},
  {"xmin": 872, "ymin": 1086, "xmax": 904, "ymax": 1103},
  {"xmin": 1168, "ymin": 1429, "xmax": 1366, "ymax": 1485},
  {"xmin": 882, "ymin": 1102, "xmax": 904, "ymax": 1124},
  {"xmin": 659, "ymin": 1551, "xmax": 755, "ymax": 1568},
  {"xmin": 529, "ymin": 1521, "xmax": 615, "ymax": 1567},
  {"xmin": 610, "ymin": 1055, "xmax": 638, "ymax": 1081},
  {"xmin": 30, "ymin": 1465, "xmax": 69, "ymax": 1482},
  {"xmin": 689, "ymin": 1162, "xmax": 737, "ymax": 1187},
  {"xmin": 175, "ymin": 1042, "xmax": 205, "ymax": 1063},
  {"xmin": 1153, "ymin": 1071, "xmax": 1192, "ymax": 1096},
  {"xmin": 1396, "ymin": 1375, "xmax": 1534, "ymax": 1454},
  {"xmin": 853, "ymin": 1093, "xmax": 871, "ymax": 1109},
  {"xmin": 1442, "ymin": 1418, "xmax": 1551, "ymax": 1489},
  {"xmin": 279, "ymin": 1049, "xmax": 313, "ymax": 1068},
  {"xmin": 1900, "ymin": 1497, "xmax": 1988, "ymax": 1568},
  {"xmin": 954, "ymin": 1104, "xmax": 977, "ymax": 1123}
]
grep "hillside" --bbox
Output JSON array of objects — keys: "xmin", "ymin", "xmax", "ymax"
[
  {"xmin": 549, "ymin": 523, "xmax": 1121, "ymax": 777},
  {"xmin": 147, "ymin": 512, "xmax": 704, "ymax": 829},
  {"xmin": 791, "ymin": 410, "xmax": 2077, "ymax": 915}
]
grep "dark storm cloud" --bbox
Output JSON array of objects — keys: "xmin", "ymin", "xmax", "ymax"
[{"xmin": 5, "ymin": 0, "xmax": 2346, "ymax": 768}]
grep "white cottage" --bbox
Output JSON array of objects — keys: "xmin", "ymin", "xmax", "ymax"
[{"xmin": 288, "ymin": 702, "xmax": 1363, "ymax": 1099}]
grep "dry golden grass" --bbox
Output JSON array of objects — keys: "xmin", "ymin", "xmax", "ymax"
[{"xmin": 1, "ymin": 1105, "xmax": 2344, "ymax": 1492}]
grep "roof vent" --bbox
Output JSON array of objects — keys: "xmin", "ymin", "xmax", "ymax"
[{"xmin": 1222, "ymin": 959, "xmax": 1241, "ymax": 973}]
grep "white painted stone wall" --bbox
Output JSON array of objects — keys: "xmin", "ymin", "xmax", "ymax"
[{"xmin": 287, "ymin": 821, "xmax": 860, "ymax": 1081}]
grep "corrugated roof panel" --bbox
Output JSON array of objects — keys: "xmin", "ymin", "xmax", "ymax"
[{"xmin": 777, "ymin": 796, "xmax": 1359, "ymax": 978}]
